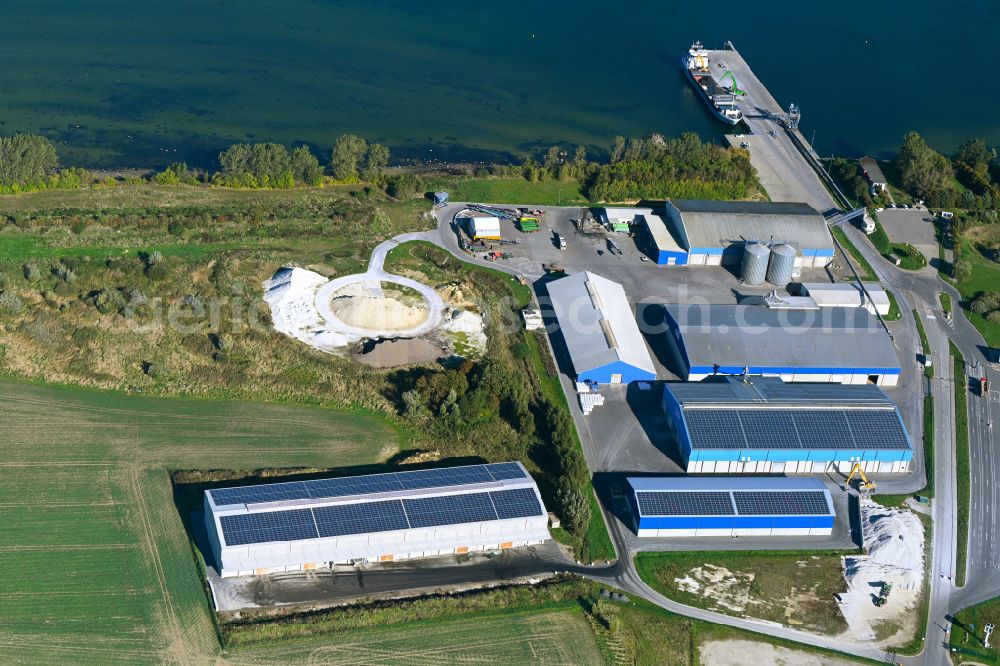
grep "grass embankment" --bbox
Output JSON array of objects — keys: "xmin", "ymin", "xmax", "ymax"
[
  {"xmin": 831, "ymin": 225, "xmax": 877, "ymax": 281},
  {"xmin": 885, "ymin": 289, "xmax": 902, "ymax": 321},
  {"xmin": 634, "ymin": 550, "xmax": 853, "ymax": 636},
  {"xmin": 949, "ymin": 595, "xmax": 1000, "ymax": 663},
  {"xmin": 0, "ymin": 378, "xmax": 399, "ymax": 664},
  {"xmin": 940, "ymin": 291, "xmax": 952, "ymax": 315},
  {"xmin": 952, "ymin": 342, "xmax": 971, "ymax": 587},
  {"xmin": 879, "ymin": 310, "xmax": 935, "ymax": 508},
  {"xmin": 426, "ymin": 176, "xmax": 588, "ymax": 206}
]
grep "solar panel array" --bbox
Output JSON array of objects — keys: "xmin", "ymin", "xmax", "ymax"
[
  {"xmin": 635, "ymin": 490, "xmax": 831, "ymax": 518},
  {"xmin": 217, "ymin": 487, "xmax": 544, "ymax": 546},
  {"xmin": 732, "ymin": 491, "xmax": 830, "ymax": 516},
  {"xmin": 210, "ymin": 463, "xmax": 526, "ymax": 507},
  {"xmin": 683, "ymin": 408, "xmax": 909, "ymax": 450},
  {"xmin": 667, "ymin": 377, "xmax": 892, "ymax": 406},
  {"xmin": 636, "ymin": 491, "xmax": 732, "ymax": 516}
]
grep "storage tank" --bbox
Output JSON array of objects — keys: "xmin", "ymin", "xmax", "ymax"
[
  {"xmin": 740, "ymin": 243, "xmax": 770, "ymax": 285},
  {"xmin": 766, "ymin": 244, "xmax": 797, "ymax": 285}
]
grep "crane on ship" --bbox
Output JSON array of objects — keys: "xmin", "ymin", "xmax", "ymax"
[{"xmin": 720, "ymin": 71, "xmax": 746, "ymax": 96}]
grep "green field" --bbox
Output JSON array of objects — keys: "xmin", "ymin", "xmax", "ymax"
[
  {"xmin": 0, "ymin": 378, "xmax": 398, "ymax": 664},
  {"xmin": 228, "ymin": 608, "xmax": 604, "ymax": 665}
]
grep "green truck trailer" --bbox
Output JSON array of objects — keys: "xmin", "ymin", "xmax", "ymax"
[{"xmin": 517, "ymin": 217, "xmax": 540, "ymax": 232}]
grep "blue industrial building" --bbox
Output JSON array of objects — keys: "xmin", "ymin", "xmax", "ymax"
[
  {"xmin": 546, "ymin": 271, "xmax": 657, "ymax": 385},
  {"xmin": 662, "ymin": 303, "xmax": 901, "ymax": 386},
  {"xmin": 628, "ymin": 476, "xmax": 835, "ymax": 538},
  {"xmin": 662, "ymin": 376, "xmax": 913, "ymax": 474}
]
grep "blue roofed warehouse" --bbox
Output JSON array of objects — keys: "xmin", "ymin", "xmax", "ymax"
[
  {"xmin": 662, "ymin": 376, "xmax": 913, "ymax": 474},
  {"xmin": 628, "ymin": 476, "xmax": 835, "ymax": 538}
]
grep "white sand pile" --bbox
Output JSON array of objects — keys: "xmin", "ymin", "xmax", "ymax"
[
  {"xmin": 838, "ymin": 501, "xmax": 925, "ymax": 642},
  {"xmin": 440, "ymin": 309, "xmax": 488, "ymax": 355},
  {"xmin": 263, "ymin": 267, "xmax": 350, "ymax": 352},
  {"xmin": 328, "ymin": 285, "xmax": 429, "ymax": 331}
]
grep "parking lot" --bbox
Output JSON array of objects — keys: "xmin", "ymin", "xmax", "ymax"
[{"xmin": 879, "ymin": 207, "xmax": 939, "ymax": 261}]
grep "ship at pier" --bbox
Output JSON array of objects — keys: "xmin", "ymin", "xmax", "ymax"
[{"xmin": 683, "ymin": 41, "xmax": 743, "ymax": 125}]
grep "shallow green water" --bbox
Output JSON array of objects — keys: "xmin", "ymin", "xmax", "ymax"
[{"xmin": 1, "ymin": 0, "xmax": 996, "ymax": 167}]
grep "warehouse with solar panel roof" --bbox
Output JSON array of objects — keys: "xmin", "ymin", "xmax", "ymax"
[
  {"xmin": 662, "ymin": 376, "xmax": 913, "ymax": 474},
  {"xmin": 628, "ymin": 477, "xmax": 835, "ymax": 538},
  {"xmin": 204, "ymin": 462, "xmax": 549, "ymax": 578}
]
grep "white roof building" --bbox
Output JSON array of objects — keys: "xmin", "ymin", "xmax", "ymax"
[
  {"xmin": 800, "ymin": 282, "xmax": 891, "ymax": 316},
  {"xmin": 204, "ymin": 462, "xmax": 549, "ymax": 578},
  {"xmin": 546, "ymin": 271, "xmax": 657, "ymax": 384}
]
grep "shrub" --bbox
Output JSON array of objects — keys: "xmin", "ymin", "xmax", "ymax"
[
  {"xmin": 0, "ymin": 291, "xmax": 24, "ymax": 316},
  {"xmin": 555, "ymin": 477, "xmax": 591, "ymax": 534}
]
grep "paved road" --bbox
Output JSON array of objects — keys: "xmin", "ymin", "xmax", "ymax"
[{"xmin": 838, "ymin": 220, "xmax": 1000, "ymax": 664}]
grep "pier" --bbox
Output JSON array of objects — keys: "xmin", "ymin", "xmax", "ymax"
[{"xmin": 704, "ymin": 43, "xmax": 839, "ymax": 214}]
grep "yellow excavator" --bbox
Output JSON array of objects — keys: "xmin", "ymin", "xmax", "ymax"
[{"xmin": 846, "ymin": 463, "xmax": 876, "ymax": 496}]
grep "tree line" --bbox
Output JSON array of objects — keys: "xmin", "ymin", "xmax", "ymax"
[
  {"xmin": 893, "ymin": 131, "xmax": 1000, "ymax": 210},
  {"xmin": 0, "ymin": 132, "xmax": 393, "ymax": 193},
  {"xmin": 473, "ymin": 132, "xmax": 760, "ymax": 202}
]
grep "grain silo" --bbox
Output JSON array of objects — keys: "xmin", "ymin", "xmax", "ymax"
[
  {"xmin": 766, "ymin": 244, "xmax": 796, "ymax": 285},
  {"xmin": 740, "ymin": 243, "xmax": 770, "ymax": 285}
]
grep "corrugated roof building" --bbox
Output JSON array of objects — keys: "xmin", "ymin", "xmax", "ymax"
[
  {"xmin": 662, "ymin": 303, "xmax": 900, "ymax": 386},
  {"xmin": 547, "ymin": 271, "xmax": 657, "ymax": 384},
  {"xmin": 860, "ymin": 157, "xmax": 888, "ymax": 191},
  {"xmin": 205, "ymin": 462, "xmax": 549, "ymax": 578},
  {"xmin": 662, "ymin": 376, "xmax": 913, "ymax": 473},
  {"xmin": 663, "ymin": 199, "xmax": 834, "ymax": 268},
  {"xmin": 628, "ymin": 476, "xmax": 835, "ymax": 537},
  {"xmin": 800, "ymin": 282, "xmax": 891, "ymax": 316}
]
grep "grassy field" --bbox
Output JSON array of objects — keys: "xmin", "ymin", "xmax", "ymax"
[
  {"xmin": 0, "ymin": 378, "xmax": 398, "ymax": 664},
  {"xmin": 949, "ymin": 595, "xmax": 1000, "ymax": 663},
  {"xmin": 634, "ymin": 550, "xmax": 850, "ymax": 635},
  {"xmin": 954, "ymin": 230, "xmax": 1000, "ymax": 347},
  {"xmin": 426, "ymin": 176, "xmax": 588, "ymax": 206}
]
